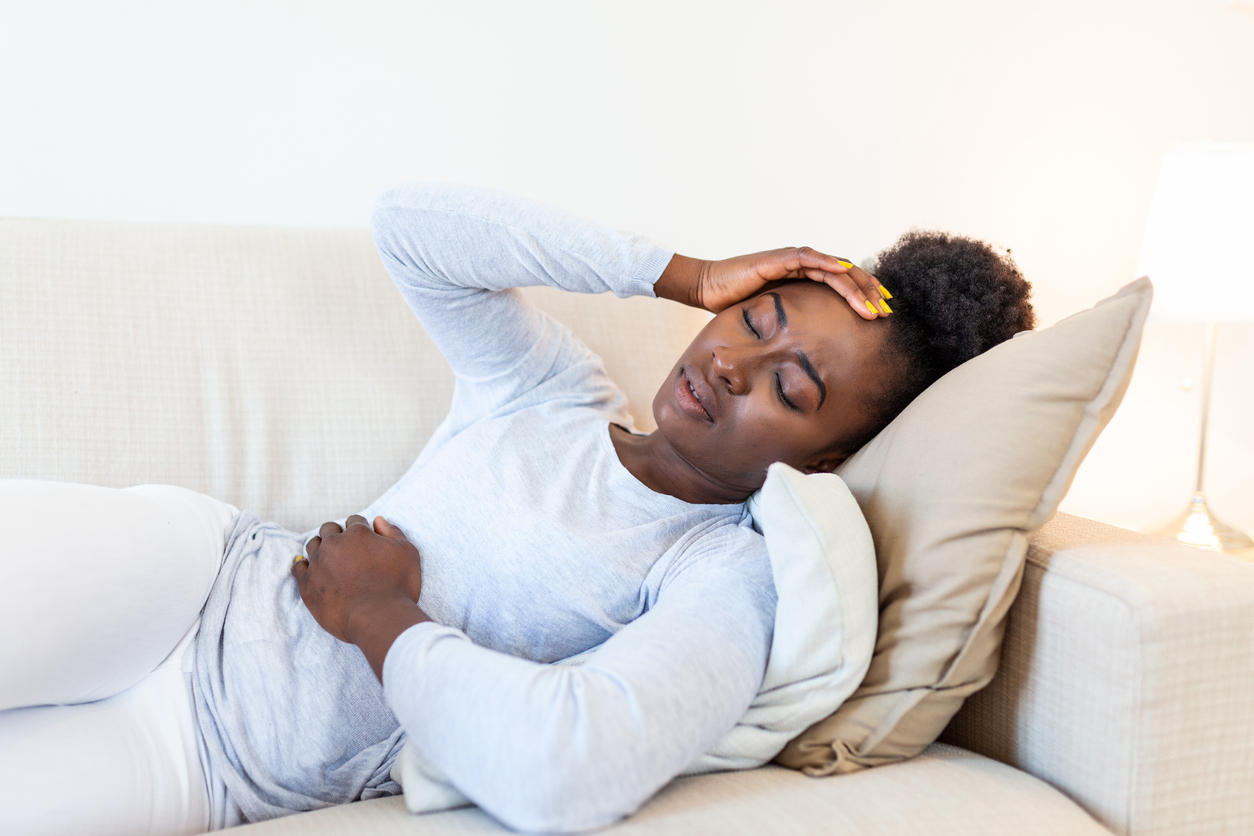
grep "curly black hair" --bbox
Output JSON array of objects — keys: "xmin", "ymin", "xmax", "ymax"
[{"xmin": 838, "ymin": 230, "xmax": 1036, "ymax": 454}]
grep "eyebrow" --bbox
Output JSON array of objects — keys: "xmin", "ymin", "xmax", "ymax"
[
  {"xmin": 797, "ymin": 352, "xmax": 827, "ymax": 408},
  {"xmin": 770, "ymin": 292, "xmax": 788, "ymax": 328},
  {"xmin": 767, "ymin": 292, "xmax": 827, "ymax": 408}
]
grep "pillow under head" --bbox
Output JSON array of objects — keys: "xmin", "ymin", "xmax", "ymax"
[{"xmin": 777, "ymin": 277, "xmax": 1152, "ymax": 774}]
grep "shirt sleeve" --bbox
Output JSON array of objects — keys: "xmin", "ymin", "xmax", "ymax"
[
  {"xmin": 381, "ymin": 548, "xmax": 775, "ymax": 834},
  {"xmin": 370, "ymin": 183, "xmax": 675, "ymax": 416}
]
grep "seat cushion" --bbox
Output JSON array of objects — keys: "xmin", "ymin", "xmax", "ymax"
[{"xmin": 235, "ymin": 744, "xmax": 1108, "ymax": 835}]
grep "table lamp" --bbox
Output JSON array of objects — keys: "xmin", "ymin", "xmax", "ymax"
[{"xmin": 1136, "ymin": 141, "xmax": 1254, "ymax": 552}]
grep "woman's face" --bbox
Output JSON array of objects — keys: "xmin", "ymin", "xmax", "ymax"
[{"xmin": 653, "ymin": 280, "xmax": 888, "ymax": 494}]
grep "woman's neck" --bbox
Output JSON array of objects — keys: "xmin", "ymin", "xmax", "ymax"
[{"xmin": 608, "ymin": 423, "xmax": 751, "ymax": 506}]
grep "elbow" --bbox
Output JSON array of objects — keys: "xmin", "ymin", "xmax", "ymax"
[
  {"xmin": 368, "ymin": 196, "xmax": 425, "ymax": 289},
  {"xmin": 479, "ymin": 752, "xmax": 648, "ymax": 834},
  {"xmin": 369, "ymin": 193, "xmax": 404, "ymax": 246},
  {"xmin": 370, "ymin": 182, "xmax": 445, "ymax": 235}
]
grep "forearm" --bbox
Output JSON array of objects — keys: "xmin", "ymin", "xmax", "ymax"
[
  {"xmin": 381, "ymin": 569, "xmax": 771, "ymax": 832},
  {"xmin": 384, "ymin": 628, "xmax": 690, "ymax": 832},
  {"xmin": 371, "ymin": 183, "xmax": 674, "ymax": 300}
]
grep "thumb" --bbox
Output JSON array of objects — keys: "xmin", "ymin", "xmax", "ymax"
[
  {"xmin": 291, "ymin": 554, "xmax": 309, "ymax": 586},
  {"xmin": 374, "ymin": 515, "xmax": 410, "ymax": 543}
]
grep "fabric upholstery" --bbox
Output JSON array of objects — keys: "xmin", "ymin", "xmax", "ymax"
[
  {"xmin": 779, "ymin": 278, "xmax": 1153, "ymax": 774},
  {"xmin": 236, "ymin": 744, "xmax": 1108, "ymax": 836},
  {"xmin": 943, "ymin": 512, "xmax": 1254, "ymax": 836},
  {"xmin": 0, "ymin": 218, "xmax": 710, "ymax": 532}
]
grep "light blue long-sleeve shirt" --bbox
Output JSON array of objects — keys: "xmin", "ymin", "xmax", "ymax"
[{"xmin": 191, "ymin": 183, "xmax": 776, "ymax": 833}]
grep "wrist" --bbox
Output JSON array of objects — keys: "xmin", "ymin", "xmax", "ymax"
[
  {"xmin": 347, "ymin": 595, "xmax": 432, "ymax": 681},
  {"xmin": 654, "ymin": 254, "xmax": 710, "ymax": 310}
]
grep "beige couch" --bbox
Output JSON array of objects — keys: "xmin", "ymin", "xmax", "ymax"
[{"xmin": 3, "ymin": 217, "xmax": 1253, "ymax": 836}]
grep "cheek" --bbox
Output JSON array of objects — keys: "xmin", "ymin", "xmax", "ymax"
[
  {"xmin": 714, "ymin": 401, "xmax": 809, "ymax": 467},
  {"xmin": 652, "ymin": 373, "xmax": 817, "ymax": 479},
  {"xmin": 742, "ymin": 397, "xmax": 841, "ymax": 465}
]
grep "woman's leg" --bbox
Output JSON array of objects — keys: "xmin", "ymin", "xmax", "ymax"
[
  {"xmin": 0, "ymin": 480, "xmax": 237, "ymax": 710},
  {"xmin": 0, "ymin": 631, "xmax": 212, "ymax": 836},
  {"xmin": 0, "ymin": 480, "xmax": 239, "ymax": 835}
]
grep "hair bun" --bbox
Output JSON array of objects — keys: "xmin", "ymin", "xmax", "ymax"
[
  {"xmin": 873, "ymin": 230, "xmax": 1036, "ymax": 381},
  {"xmin": 835, "ymin": 229, "xmax": 1037, "ymax": 456}
]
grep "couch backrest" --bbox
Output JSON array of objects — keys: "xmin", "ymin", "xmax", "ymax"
[{"xmin": 0, "ymin": 217, "xmax": 710, "ymax": 531}]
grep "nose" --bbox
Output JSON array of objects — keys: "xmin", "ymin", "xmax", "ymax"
[{"xmin": 711, "ymin": 344, "xmax": 753, "ymax": 395}]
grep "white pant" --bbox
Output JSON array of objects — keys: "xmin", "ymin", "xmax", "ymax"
[{"xmin": 0, "ymin": 481, "xmax": 240, "ymax": 836}]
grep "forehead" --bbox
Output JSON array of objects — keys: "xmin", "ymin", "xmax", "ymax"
[
  {"xmin": 749, "ymin": 282, "xmax": 887, "ymax": 412},
  {"xmin": 759, "ymin": 281, "xmax": 886, "ymax": 361}
]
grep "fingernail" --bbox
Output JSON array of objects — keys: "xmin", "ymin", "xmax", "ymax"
[
  {"xmin": 837, "ymin": 258, "xmax": 854, "ymax": 268},
  {"xmin": 878, "ymin": 285, "xmax": 893, "ymax": 299},
  {"xmin": 864, "ymin": 300, "xmax": 877, "ymax": 315},
  {"xmin": 292, "ymin": 554, "xmax": 306, "ymax": 566},
  {"xmin": 878, "ymin": 300, "xmax": 893, "ymax": 314}
]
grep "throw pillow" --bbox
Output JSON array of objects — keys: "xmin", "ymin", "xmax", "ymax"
[{"xmin": 684, "ymin": 462, "xmax": 878, "ymax": 773}]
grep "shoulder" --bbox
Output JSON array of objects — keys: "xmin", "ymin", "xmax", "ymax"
[
  {"xmin": 660, "ymin": 516, "xmax": 775, "ymax": 608},
  {"xmin": 499, "ymin": 312, "xmax": 633, "ymax": 418}
]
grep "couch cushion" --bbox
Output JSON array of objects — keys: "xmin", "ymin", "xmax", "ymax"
[
  {"xmin": 777, "ymin": 278, "xmax": 1152, "ymax": 775},
  {"xmin": 235, "ymin": 744, "xmax": 1108, "ymax": 835},
  {"xmin": 0, "ymin": 218, "xmax": 709, "ymax": 531}
]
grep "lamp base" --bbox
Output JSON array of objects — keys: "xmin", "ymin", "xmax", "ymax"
[{"xmin": 1145, "ymin": 492, "xmax": 1254, "ymax": 553}]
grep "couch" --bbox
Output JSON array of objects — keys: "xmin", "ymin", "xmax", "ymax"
[{"xmin": 2, "ymin": 216, "xmax": 1252, "ymax": 836}]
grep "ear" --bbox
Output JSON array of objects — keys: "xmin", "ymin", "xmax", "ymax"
[{"xmin": 801, "ymin": 450, "xmax": 847, "ymax": 474}]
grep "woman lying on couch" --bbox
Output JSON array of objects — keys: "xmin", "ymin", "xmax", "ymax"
[{"xmin": 0, "ymin": 184, "xmax": 1034, "ymax": 835}]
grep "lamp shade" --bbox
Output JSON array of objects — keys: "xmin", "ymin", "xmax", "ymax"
[{"xmin": 1136, "ymin": 141, "xmax": 1254, "ymax": 322}]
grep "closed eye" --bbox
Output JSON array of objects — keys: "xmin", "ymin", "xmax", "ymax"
[
  {"xmin": 741, "ymin": 308, "xmax": 760, "ymax": 338},
  {"xmin": 776, "ymin": 374, "xmax": 799, "ymax": 411}
]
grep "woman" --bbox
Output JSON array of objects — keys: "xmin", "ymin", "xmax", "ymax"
[{"xmin": 0, "ymin": 184, "xmax": 1034, "ymax": 835}]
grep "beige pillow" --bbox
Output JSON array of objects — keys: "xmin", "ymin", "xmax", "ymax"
[{"xmin": 776, "ymin": 277, "xmax": 1153, "ymax": 774}]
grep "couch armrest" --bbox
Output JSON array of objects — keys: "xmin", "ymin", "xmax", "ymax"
[{"xmin": 941, "ymin": 512, "xmax": 1254, "ymax": 836}]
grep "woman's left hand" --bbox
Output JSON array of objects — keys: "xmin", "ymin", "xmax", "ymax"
[{"xmin": 293, "ymin": 515, "xmax": 430, "ymax": 679}]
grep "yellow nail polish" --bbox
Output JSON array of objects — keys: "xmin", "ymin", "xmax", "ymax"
[
  {"xmin": 878, "ymin": 285, "xmax": 893, "ymax": 299},
  {"xmin": 878, "ymin": 300, "xmax": 892, "ymax": 314},
  {"xmin": 864, "ymin": 300, "xmax": 877, "ymax": 314},
  {"xmin": 836, "ymin": 258, "xmax": 854, "ymax": 268}
]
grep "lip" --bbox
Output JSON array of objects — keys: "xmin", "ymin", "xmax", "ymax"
[{"xmin": 675, "ymin": 365, "xmax": 715, "ymax": 423}]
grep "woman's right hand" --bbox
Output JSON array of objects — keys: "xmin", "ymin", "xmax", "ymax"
[{"xmin": 655, "ymin": 249, "xmax": 892, "ymax": 320}]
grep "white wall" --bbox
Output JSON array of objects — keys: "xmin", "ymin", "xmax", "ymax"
[{"xmin": 3, "ymin": 0, "xmax": 1252, "ymax": 533}]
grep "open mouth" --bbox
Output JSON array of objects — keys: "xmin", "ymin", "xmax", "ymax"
[{"xmin": 676, "ymin": 367, "xmax": 713, "ymax": 422}]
